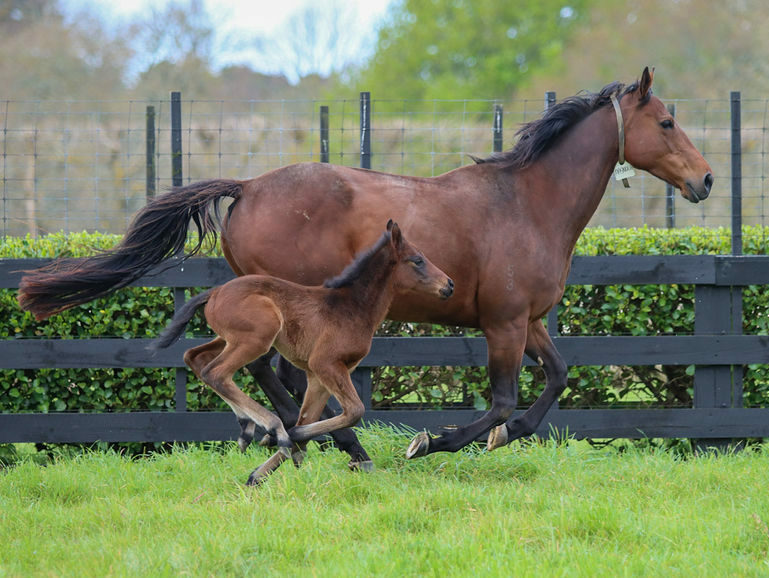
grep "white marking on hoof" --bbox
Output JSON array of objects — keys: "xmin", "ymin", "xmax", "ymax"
[
  {"xmin": 348, "ymin": 459, "xmax": 375, "ymax": 473},
  {"xmin": 487, "ymin": 424, "xmax": 509, "ymax": 451},
  {"xmin": 406, "ymin": 432, "xmax": 431, "ymax": 459}
]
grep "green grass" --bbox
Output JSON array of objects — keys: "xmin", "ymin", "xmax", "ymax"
[{"xmin": 1, "ymin": 427, "xmax": 769, "ymax": 577}]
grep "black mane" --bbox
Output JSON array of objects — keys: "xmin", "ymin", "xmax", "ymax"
[
  {"xmin": 474, "ymin": 80, "xmax": 646, "ymax": 170},
  {"xmin": 323, "ymin": 230, "xmax": 391, "ymax": 289}
]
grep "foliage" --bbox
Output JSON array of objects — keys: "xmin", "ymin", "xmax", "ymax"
[
  {"xmin": 2, "ymin": 226, "xmax": 768, "ymax": 418},
  {"xmin": 354, "ymin": 0, "xmax": 590, "ymax": 100},
  {"xmin": 1, "ymin": 434, "xmax": 769, "ymax": 575}
]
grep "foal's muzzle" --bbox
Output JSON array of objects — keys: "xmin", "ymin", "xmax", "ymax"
[{"xmin": 440, "ymin": 278, "xmax": 455, "ymax": 299}]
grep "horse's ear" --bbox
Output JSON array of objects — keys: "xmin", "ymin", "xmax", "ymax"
[
  {"xmin": 389, "ymin": 221, "xmax": 403, "ymax": 249},
  {"xmin": 639, "ymin": 66, "xmax": 654, "ymax": 100}
]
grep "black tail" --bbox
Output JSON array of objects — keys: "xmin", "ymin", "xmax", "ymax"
[
  {"xmin": 152, "ymin": 289, "xmax": 213, "ymax": 350},
  {"xmin": 17, "ymin": 179, "xmax": 243, "ymax": 320}
]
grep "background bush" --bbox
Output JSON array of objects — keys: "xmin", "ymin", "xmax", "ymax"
[{"xmin": 1, "ymin": 227, "xmax": 768, "ymax": 415}]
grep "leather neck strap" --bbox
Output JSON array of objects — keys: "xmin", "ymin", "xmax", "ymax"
[{"xmin": 611, "ymin": 94, "xmax": 630, "ymax": 187}]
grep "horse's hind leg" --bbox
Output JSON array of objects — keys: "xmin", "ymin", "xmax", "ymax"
[
  {"xmin": 185, "ymin": 339, "xmax": 268, "ymax": 452},
  {"xmin": 277, "ymin": 356, "xmax": 373, "ymax": 472},
  {"xmin": 487, "ymin": 319, "xmax": 568, "ymax": 450}
]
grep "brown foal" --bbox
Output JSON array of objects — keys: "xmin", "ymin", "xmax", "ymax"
[{"xmin": 153, "ymin": 221, "xmax": 453, "ymax": 484}]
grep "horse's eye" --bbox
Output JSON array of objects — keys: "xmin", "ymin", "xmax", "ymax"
[
  {"xmin": 410, "ymin": 256, "xmax": 425, "ymax": 267},
  {"xmin": 660, "ymin": 119, "xmax": 674, "ymax": 129}
]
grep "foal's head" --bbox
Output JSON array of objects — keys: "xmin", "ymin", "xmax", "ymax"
[{"xmin": 386, "ymin": 220, "xmax": 454, "ymax": 300}]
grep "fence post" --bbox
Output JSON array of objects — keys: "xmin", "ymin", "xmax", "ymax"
[
  {"xmin": 171, "ymin": 91, "xmax": 183, "ymax": 187},
  {"xmin": 320, "ymin": 105, "xmax": 329, "ymax": 163},
  {"xmin": 693, "ymin": 91, "xmax": 743, "ymax": 450},
  {"xmin": 493, "ymin": 104, "xmax": 503, "ymax": 153},
  {"xmin": 545, "ymin": 91, "xmax": 558, "ymax": 338},
  {"xmin": 730, "ymin": 91, "xmax": 744, "ymax": 407},
  {"xmin": 145, "ymin": 105, "xmax": 156, "ymax": 201},
  {"xmin": 170, "ymin": 91, "xmax": 187, "ymax": 412},
  {"xmin": 665, "ymin": 103, "xmax": 676, "ymax": 228},
  {"xmin": 360, "ymin": 92, "xmax": 371, "ymax": 169}
]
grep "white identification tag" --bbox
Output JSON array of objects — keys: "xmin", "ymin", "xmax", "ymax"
[{"xmin": 614, "ymin": 162, "xmax": 636, "ymax": 181}]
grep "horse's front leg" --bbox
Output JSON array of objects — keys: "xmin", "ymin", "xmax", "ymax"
[
  {"xmin": 406, "ymin": 320, "xmax": 527, "ymax": 457},
  {"xmin": 487, "ymin": 319, "xmax": 568, "ymax": 450},
  {"xmin": 277, "ymin": 356, "xmax": 373, "ymax": 471}
]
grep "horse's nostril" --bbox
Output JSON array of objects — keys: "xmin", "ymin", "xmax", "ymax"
[{"xmin": 704, "ymin": 172, "xmax": 714, "ymax": 194}]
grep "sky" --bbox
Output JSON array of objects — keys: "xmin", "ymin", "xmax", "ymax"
[{"xmin": 60, "ymin": 0, "xmax": 395, "ymax": 81}]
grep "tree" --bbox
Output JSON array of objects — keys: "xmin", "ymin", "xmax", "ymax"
[
  {"xmin": 0, "ymin": 0, "xmax": 128, "ymax": 99},
  {"xmin": 524, "ymin": 0, "xmax": 769, "ymax": 99},
  {"xmin": 352, "ymin": 0, "xmax": 589, "ymax": 100}
]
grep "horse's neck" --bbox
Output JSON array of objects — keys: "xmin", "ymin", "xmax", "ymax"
[
  {"xmin": 341, "ymin": 256, "xmax": 397, "ymax": 328},
  {"xmin": 534, "ymin": 106, "xmax": 619, "ymax": 249}
]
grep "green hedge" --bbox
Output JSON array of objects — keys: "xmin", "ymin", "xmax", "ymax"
[{"xmin": 1, "ymin": 227, "xmax": 768, "ymax": 415}]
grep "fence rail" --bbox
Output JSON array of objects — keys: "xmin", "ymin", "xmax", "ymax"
[{"xmin": 2, "ymin": 254, "xmax": 768, "ymax": 444}]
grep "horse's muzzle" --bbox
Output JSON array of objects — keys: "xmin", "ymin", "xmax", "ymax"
[
  {"xmin": 685, "ymin": 172, "xmax": 713, "ymax": 204},
  {"xmin": 440, "ymin": 278, "xmax": 455, "ymax": 299}
]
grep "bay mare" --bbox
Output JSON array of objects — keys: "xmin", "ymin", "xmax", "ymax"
[{"xmin": 18, "ymin": 68, "xmax": 713, "ymax": 463}]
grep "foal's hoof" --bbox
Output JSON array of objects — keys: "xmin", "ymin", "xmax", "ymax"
[
  {"xmin": 348, "ymin": 459, "xmax": 375, "ymax": 473},
  {"xmin": 406, "ymin": 431, "xmax": 431, "ymax": 459},
  {"xmin": 245, "ymin": 473, "xmax": 264, "ymax": 487},
  {"xmin": 487, "ymin": 424, "xmax": 509, "ymax": 451}
]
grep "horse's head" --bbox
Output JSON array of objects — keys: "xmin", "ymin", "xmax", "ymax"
[
  {"xmin": 387, "ymin": 220, "xmax": 454, "ymax": 300},
  {"xmin": 620, "ymin": 67, "xmax": 713, "ymax": 203}
]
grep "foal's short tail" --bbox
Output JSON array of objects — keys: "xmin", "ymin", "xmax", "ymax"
[
  {"xmin": 17, "ymin": 179, "xmax": 244, "ymax": 320},
  {"xmin": 151, "ymin": 289, "xmax": 213, "ymax": 350}
]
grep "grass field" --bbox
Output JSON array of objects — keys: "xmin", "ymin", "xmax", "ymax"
[{"xmin": 1, "ymin": 427, "xmax": 768, "ymax": 577}]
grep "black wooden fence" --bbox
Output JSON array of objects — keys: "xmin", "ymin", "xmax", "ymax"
[{"xmin": 1, "ymin": 91, "xmax": 768, "ymax": 445}]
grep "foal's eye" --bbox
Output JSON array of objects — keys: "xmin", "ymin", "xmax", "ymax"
[
  {"xmin": 409, "ymin": 256, "xmax": 425, "ymax": 267},
  {"xmin": 660, "ymin": 119, "xmax": 674, "ymax": 129}
]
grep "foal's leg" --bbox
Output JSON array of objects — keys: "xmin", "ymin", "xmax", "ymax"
[
  {"xmin": 288, "ymin": 362, "xmax": 366, "ymax": 446},
  {"xmin": 406, "ymin": 319, "xmax": 527, "ymax": 457},
  {"xmin": 277, "ymin": 356, "xmax": 374, "ymax": 471},
  {"xmin": 285, "ymin": 372, "xmax": 330, "ymax": 468},
  {"xmin": 186, "ymin": 339, "xmax": 273, "ymax": 452},
  {"xmin": 487, "ymin": 319, "xmax": 568, "ymax": 450}
]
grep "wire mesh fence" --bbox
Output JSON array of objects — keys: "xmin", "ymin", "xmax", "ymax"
[{"xmin": 1, "ymin": 92, "xmax": 766, "ymax": 248}]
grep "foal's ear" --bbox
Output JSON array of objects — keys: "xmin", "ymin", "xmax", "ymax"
[
  {"xmin": 638, "ymin": 66, "xmax": 654, "ymax": 100},
  {"xmin": 389, "ymin": 221, "xmax": 403, "ymax": 249}
]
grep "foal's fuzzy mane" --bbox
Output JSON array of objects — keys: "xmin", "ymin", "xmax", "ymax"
[
  {"xmin": 474, "ymin": 80, "xmax": 647, "ymax": 170},
  {"xmin": 323, "ymin": 231, "xmax": 391, "ymax": 289}
]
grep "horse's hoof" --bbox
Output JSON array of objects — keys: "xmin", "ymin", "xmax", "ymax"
[
  {"xmin": 487, "ymin": 424, "xmax": 509, "ymax": 451},
  {"xmin": 245, "ymin": 470, "xmax": 267, "ymax": 487},
  {"xmin": 237, "ymin": 436, "xmax": 252, "ymax": 453},
  {"xmin": 348, "ymin": 459, "xmax": 375, "ymax": 473},
  {"xmin": 257, "ymin": 433, "xmax": 274, "ymax": 447},
  {"xmin": 291, "ymin": 449, "xmax": 307, "ymax": 468},
  {"xmin": 406, "ymin": 432, "xmax": 431, "ymax": 459}
]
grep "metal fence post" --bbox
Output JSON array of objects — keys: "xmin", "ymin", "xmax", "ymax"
[
  {"xmin": 171, "ymin": 91, "xmax": 182, "ymax": 187},
  {"xmin": 145, "ymin": 106, "xmax": 156, "ymax": 201},
  {"xmin": 665, "ymin": 103, "xmax": 676, "ymax": 228},
  {"xmin": 545, "ymin": 91, "xmax": 558, "ymax": 338},
  {"xmin": 320, "ymin": 105, "xmax": 329, "ymax": 163},
  {"xmin": 360, "ymin": 92, "xmax": 371, "ymax": 169},
  {"xmin": 493, "ymin": 104, "xmax": 503, "ymax": 153},
  {"xmin": 170, "ymin": 91, "xmax": 187, "ymax": 412}
]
